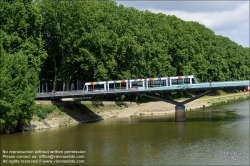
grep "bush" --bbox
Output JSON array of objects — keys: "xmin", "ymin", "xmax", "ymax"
[
  {"xmin": 35, "ymin": 104, "xmax": 56, "ymax": 119},
  {"xmin": 115, "ymin": 95, "xmax": 126, "ymax": 101},
  {"xmin": 58, "ymin": 106, "xmax": 65, "ymax": 112}
]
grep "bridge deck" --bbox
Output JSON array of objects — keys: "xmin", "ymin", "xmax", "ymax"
[{"xmin": 36, "ymin": 80, "xmax": 249, "ymax": 100}]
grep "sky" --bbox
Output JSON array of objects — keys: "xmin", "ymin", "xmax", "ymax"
[{"xmin": 115, "ymin": 1, "xmax": 249, "ymax": 48}]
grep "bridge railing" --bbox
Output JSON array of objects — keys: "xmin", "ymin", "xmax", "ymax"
[{"xmin": 139, "ymin": 80, "xmax": 249, "ymax": 91}]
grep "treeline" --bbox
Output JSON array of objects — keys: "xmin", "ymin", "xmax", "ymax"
[
  {"xmin": 38, "ymin": 0, "xmax": 249, "ymax": 91},
  {"xmin": 0, "ymin": 0, "xmax": 249, "ymax": 132}
]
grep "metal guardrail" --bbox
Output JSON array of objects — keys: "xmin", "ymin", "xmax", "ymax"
[
  {"xmin": 36, "ymin": 80, "xmax": 250, "ymax": 99},
  {"xmin": 144, "ymin": 81, "xmax": 249, "ymax": 90}
]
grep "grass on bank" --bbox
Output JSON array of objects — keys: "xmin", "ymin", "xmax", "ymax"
[
  {"xmin": 34, "ymin": 104, "xmax": 68, "ymax": 118},
  {"xmin": 208, "ymin": 95, "xmax": 250, "ymax": 106},
  {"xmin": 82, "ymin": 102, "xmax": 129, "ymax": 114},
  {"xmin": 35, "ymin": 104, "xmax": 57, "ymax": 119}
]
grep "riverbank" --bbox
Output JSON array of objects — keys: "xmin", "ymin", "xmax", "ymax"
[
  {"xmin": 105, "ymin": 91, "xmax": 250, "ymax": 118},
  {"xmin": 28, "ymin": 91, "xmax": 249, "ymax": 130}
]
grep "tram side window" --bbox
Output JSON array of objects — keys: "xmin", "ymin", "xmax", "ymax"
[
  {"xmin": 171, "ymin": 79, "xmax": 178, "ymax": 85},
  {"xmin": 172, "ymin": 79, "xmax": 183, "ymax": 85},
  {"xmin": 184, "ymin": 78, "xmax": 190, "ymax": 84},
  {"xmin": 148, "ymin": 81, "xmax": 153, "ymax": 87},
  {"xmin": 131, "ymin": 82, "xmax": 136, "ymax": 88},
  {"xmin": 108, "ymin": 83, "xmax": 114, "ymax": 90},
  {"xmin": 137, "ymin": 81, "xmax": 143, "ymax": 87},
  {"xmin": 132, "ymin": 81, "xmax": 143, "ymax": 88},
  {"xmin": 154, "ymin": 80, "xmax": 161, "ymax": 87},
  {"xmin": 149, "ymin": 80, "xmax": 161, "ymax": 87},
  {"xmin": 161, "ymin": 80, "xmax": 166, "ymax": 86},
  {"xmin": 114, "ymin": 83, "xmax": 126, "ymax": 89},
  {"xmin": 178, "ymin": 79, "xmax": 183, "ymax": 84},
  {"xmin": 88, "ymin": 85, "xmax": 93, "ymax": 91}
]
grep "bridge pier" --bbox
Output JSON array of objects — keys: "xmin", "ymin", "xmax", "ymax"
[
  {"xmin": 144, "ymin": 90, "xmax": 214, "ymax": 122},
  {"xmin": 175, "ymin": 105, "xmax": 186, "ymax": 122}
]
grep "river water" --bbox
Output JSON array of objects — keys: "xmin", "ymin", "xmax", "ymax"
[{"xmin": 1, "ymin": 100, "xmax": 249, "ymax": 165}]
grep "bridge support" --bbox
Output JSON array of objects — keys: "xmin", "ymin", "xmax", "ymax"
[
  {"xmin": 144, "ymin": 90, "xmax": 214, "ymax": 122},
  {"xmin": 175, "ymin": 105, "xmax": 186, "ymax": 122}
]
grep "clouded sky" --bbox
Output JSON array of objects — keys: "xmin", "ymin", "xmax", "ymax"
[{"xmin": 116, "ymin": 1, "xmax": 249, "ymax": 47}]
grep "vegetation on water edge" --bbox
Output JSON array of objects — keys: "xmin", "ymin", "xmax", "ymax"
[
  {"xmin": 35, "ymin": 104, "xmax": 57, "ymax": 120},
  {"xmin": 0, "ymin": 0, "xmax": 249, "ymax": 132},
  {"xmin": 209, "ymin": 95, "xmax": 250, "ymax": 106}
]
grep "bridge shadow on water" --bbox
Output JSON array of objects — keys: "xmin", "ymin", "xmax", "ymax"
[{"xmin": 51, "ymin": 101, "xmax": 103, "ymax": 123}]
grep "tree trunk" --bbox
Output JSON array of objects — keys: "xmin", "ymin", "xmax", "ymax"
[
  {"xmin": 15, "ymin": 120, "xmax": 24, "ymax": 132},
  {"xmin": 65, "ymin": 76, "xmax": 70, "ymax": 91},
  {"xmin": 52, "ymin": 55, "xmax": 57, "ymax": 92}
]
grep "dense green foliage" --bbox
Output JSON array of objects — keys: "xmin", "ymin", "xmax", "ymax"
[
  {"xmin": 39, "ymin": 0, "xmax": 249, "ymax": 89},
  {"xmin": 35, "ymin": 104, "xmax": 56, "ymax": 119},
  {"xmin": 0, "ymin": 49, "xmax": 38, "ymax": 131},
  {"xmin": 0, "ymin": 0, "xmax": 249, "ymax": 132},
  {"xmin": 0, "ymin": 0, "xmax": 46, "ymax": 132}
]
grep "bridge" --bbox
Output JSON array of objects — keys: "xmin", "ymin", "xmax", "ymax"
[{"xmin": 36, "ymin": 80, "xmax": 249, "ymax": 122}]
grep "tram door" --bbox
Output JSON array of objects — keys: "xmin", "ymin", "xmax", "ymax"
[{"xmin": 167, "ymin": 77, "xmax": 170, "ymax": 86}]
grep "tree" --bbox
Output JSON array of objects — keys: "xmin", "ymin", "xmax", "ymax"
[
  {"xmin": 0, "ymin": 47, "xmax": 38, "ymax": 132},
  {"xmin": 0, "ymin": 0, "xmax": 46, "ymax": 132}
]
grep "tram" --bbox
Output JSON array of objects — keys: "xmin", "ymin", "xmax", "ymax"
[{"xmin": 83, "ymin": 75, "xmax": 198, "ymax": 92}]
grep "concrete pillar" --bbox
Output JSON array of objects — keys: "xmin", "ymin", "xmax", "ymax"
[{"xmin": 175, "ymin": 105, "xmax": 186, "ymax": 122}]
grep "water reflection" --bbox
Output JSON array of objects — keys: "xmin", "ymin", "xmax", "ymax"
[
  {"xmin": 175, "ymin": 122, "xmax": 186, "ymax": 138},
  {"xmin": 1, "ymin": 100, "xmax": 249, "ymax": 165},
  {"xmin": 187, "ymin": 108, "xmax": 245, "ymax": 122}
]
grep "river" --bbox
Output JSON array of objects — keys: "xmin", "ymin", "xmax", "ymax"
[{"xmin": 1, "ymin": 100, "xmax": 249, "ymax": 165}]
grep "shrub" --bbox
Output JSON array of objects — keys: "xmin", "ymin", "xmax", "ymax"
[{"xmin": 35, "ymin": 104, "xmax": 56, "ymax": 119}]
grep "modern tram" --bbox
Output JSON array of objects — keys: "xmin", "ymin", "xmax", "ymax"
[{"xmin": 83, "ymin": 75, "xmax": 198, "ymax": 92}]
